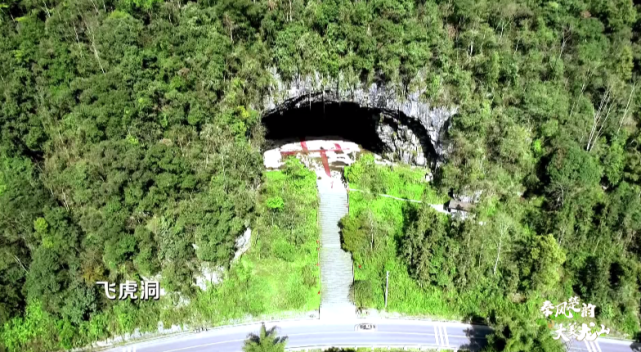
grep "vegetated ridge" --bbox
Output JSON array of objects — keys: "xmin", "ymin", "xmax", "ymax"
[{"xmin": 1, "ymin": 0, "xmax": 641, "ymax": 351}]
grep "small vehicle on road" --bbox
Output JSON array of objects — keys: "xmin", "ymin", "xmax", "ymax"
[{"xmin": 354, "ymin": 323, "xmax": 377, "ymax": 332}]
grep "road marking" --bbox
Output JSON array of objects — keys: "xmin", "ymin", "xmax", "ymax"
[
  {"xmin": 160, "ymin": 329, "xmax": 476, "ymax": 352},
  {"xmin": 162, "ymin": 338, "xmax": 246, "ymax": 351},
  {"xmin": 584, "ymin": 340, "xmax": 602, "ymax": 352},
  {"xmin": 433, "ymin": 325, "xmax": 449, "ymax": 346},
  {"xmin": 441, "ymin": 325, "xmax": 450, "ymax": 346},
  {"xmin": 288, "ymin": 343, "xmax": 454, "ymax": 351},
  {"xmin": 353, "ymin": 331, "xmax": 437, "ymax": 337},
  {"xmin": 594, "ymin": 340, "xmax": 602, "ymax": 352}
]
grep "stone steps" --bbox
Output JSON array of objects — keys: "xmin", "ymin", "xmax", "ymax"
[{"xmin": 317, "ymin": 178, "xmax": 356, "ymax": 320}]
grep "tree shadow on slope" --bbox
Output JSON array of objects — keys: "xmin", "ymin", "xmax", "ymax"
[
  {"xmin": 458, "ymin": 318, "xmax": 492, "ymax": 352},
  {"xmin": 629, "ymin": 331, "xmax": 641, "ymax": 351}
]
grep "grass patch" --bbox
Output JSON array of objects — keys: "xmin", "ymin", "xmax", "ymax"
[
  {"xmin": 345, "ymin": 154, "xmax": 447, "ymax": 204},
  {"xmin": 344, "ymin": 155, "xmax": 537, "ymax": 323},
  {"xmin": 345, "ymin": 156, "xmax": 459, "ymax": 317},
  {"xmin": 188, "ymin": 158, "xmax": 321, "ymax": 323},
  {"xmin": 85, "ymin": 158, "xmax": 323, "ymax": 335},
  {"xmin": 349, "ymin": 192, "xmax": 463, "ymax": 317}
]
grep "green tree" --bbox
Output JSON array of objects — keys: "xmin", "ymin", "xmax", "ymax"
[
  {"xmin": 243, "ymin": 323, "xmax": 287, "ymax": 352},
  {"xmin": 483, "ymin": 314, "xmax": 564, "ymax": 352},
  {"xmin": 266, "ymin": 196, "xmax": 284, "ymax": 227},
  {"xmin": 339, "ymin": 212, "xmax": 370, "ymax": 263},
  {"xmin": 401, "ymin": 205, "xmax": 455, "ymax": 289},
  {"xmin": 3, "ymin": 0, "xmax": 641, "ymax": 346},
  {"xmin": 519, "ymin": 234, "xmax": 566, "ymax": 294},
  {"xmin": 350, "ymin": 280, "xmax": 375, "ymax": 308},
  {"xmin": 2, "ymin": 301, "xmax": 60, "ymax": 352}
]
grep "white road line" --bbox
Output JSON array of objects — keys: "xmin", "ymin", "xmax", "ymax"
[
  {"xmin": 434, "ymin": 325, "xmax": 441, "ymax": 345},
  {"xmin": 154, "ymin": 327, "xmax": 480, "ymax": 352},
  {"xmin": 593, "ymin": 340, "xmax": 602, "ymax": 352},
  {"xmin": 163, "ymin": 338, "xmax": 246, "ymax": 352},
  {"xmin": 163, "ymin": 331, "xmax": 447, "ymax": 351},
  {"xmin": 441, "ymin": 325, "xmax": 450, "ymax": 346},
  {"xmin": 584, "ymin": 340, "xmax": 593, "ymax": 352}
]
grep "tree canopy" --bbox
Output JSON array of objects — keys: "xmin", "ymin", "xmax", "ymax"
[{"xmin": 2, "ymin": 0, "xmax": 641, "ymax": 350}]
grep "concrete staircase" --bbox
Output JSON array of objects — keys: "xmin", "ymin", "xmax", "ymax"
[{"xmin": 317, "ymin": 177, "xmax": 357, "ymax": 321}]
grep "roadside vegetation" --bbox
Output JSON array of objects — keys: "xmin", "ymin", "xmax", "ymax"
[
  {"xmin": 2, "ymin": 0, "xmax": 641, "ymax": 351},
  {"xmin": 343, "ymin": 154, "xmax": 453, "ymax": 314},
  {"xmin": 187, "ymin": 158, "xmax": 321, "ymax": 324},
  {"xmin": 242, "ymin": 323, "xmax": 288, "ymax": 352},
  {"xmin": 341, "ymin": 153, "xmax": 603, "ymax": 350},
  {"xmin": 1, "ymin": 158, "xmax": 320, "ymax": 350}
]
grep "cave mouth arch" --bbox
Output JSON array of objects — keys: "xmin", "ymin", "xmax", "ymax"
[
  {"xmin": 261, "ymin": 100, "xmax": 438, "ymax": 167},
  {"xmin": 261, "ymin": 101, "xmax": 388, "ymax": 154}
]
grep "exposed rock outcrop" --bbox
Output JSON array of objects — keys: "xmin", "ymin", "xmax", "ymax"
[
  {"xmin": 194, "ymin": 264, "xmax": 224, "ymax": 291},
  {"xmin": 192, "ymin": 227, "xmax": 251, "ymax": 291},
  {"xmin": 260, "ymin": 69, "xmax": 457, "ymax": 167},
  {"xmin": 233, "ymin": 227, "xmax": 252, "ymax": 262}
]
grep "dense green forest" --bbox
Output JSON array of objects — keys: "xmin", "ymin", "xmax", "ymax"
[
  {"xmin": 2, "ymin": 0, "xmax": 641, "ymax": 350},
  {"xmin": 342, "ymin": 156, "xmax": 567, "ymax": 351}
]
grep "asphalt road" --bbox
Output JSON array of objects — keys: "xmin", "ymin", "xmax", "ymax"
[{"xmin": 105, "ymin": 319, "xmax": 641, "ymax": 352}]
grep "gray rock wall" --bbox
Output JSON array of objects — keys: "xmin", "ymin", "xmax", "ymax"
[{"xmin": 260, "ymin": 69, "xmax": 457, "ymax": 166}]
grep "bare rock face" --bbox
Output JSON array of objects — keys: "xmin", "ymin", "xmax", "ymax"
[
  {"xmin": 192, "ymin": 227, "xmax": 251, "ymax": 291},
  {"xmin": 261, "ymin": 69, "xmax": 457, "ymax": 167},
  {"xmin": 233, "ymin": 227, "xmax": 252, "ymax": 262},
  {"xmin": 377, "ymin": 124, "xmax": 427, "ymax": 166},
  {"xmin": 194, "ymin": 265, "xmax": 224, "ymax": 291}
]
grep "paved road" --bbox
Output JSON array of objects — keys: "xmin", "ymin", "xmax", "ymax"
[{"xmin": 104, "ymin": 319, "xmax": 641, "ymax": 352}]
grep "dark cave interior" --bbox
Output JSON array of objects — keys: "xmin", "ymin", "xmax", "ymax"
[
  {"xmin": 262, "ymin": 100, "xmax": 437, "ymax": 166},
  {"xmin": 261, "ymin": 101, "xmax": 388, "ymax": 153}
]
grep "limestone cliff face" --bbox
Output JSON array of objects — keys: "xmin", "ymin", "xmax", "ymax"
[{"xmin": 260, "ymin": 69, "xmax": 457, "ymax": 167}]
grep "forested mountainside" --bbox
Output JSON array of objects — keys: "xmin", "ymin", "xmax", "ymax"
[{"xmin": 1, "ymin": 0, "xmax": 641, "ymax": 350}]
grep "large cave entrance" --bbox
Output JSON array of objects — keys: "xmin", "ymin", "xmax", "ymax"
[
  {"xmin": 262, "ymin": 99, "xmax": 437, "ymax": 169},
  {"xmin": 261, "ymin": 101, "xmax": 387, "ymax": 154}
]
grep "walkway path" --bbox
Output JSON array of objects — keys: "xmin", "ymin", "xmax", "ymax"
[
  {"xmin": 347, "ymin": 187, "xmax": 449, "ymax": 215},
  {"xmin": 317, "ymin": 175, "xmax": 356, "ymax": 320},
  {"xmin": 264, "ymin": 139, "xmax": 360, "ymax": 320}
]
